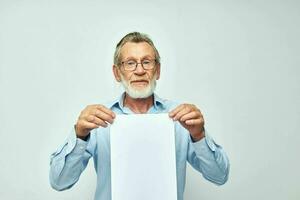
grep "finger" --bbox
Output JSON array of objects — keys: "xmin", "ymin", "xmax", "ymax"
[
  {"xmin": 169, "ymin": 104, "xmax": 185, "ymax": 117},
  {"xmin": 180, "ymin": 111, "xmax": 201, "ymax": 122},
  {"xmin": 173, "ymin": 106, "xmax": 192, "ymax": 121},
  {"xmin": 96, "ymin": 105, "xmax": 116, "ymax": 118},
  {"xmin": 79, "ymin": 120, "xmax": 100, "ymax": 129},
  {"xmin": 185, "ymin": 118, "xmax": 204, "ymax": 126},
  {"xmin": 86, "ymin": 115, "xmax": 108, "ymax": 127},
  {"xmin": 94, "ymin": 110, "xmax": 114, "ymax": 124}
]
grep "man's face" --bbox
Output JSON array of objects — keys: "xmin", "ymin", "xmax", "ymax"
[{"xmin": 113, "ymin": 42, "xmax": 160, "ymax": 99}]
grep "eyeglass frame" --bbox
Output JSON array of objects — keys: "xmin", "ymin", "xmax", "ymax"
[{"xmin": 119, "ymin": 58, "xmax": 158, "ymax": 71}]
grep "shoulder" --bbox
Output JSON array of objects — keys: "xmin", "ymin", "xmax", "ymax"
[{"xmin": 156, "ymin": 96, "xmax": 182, "ymax": 112}]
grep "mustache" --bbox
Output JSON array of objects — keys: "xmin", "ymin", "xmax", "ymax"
[{"xmin": 120, "ymin": 73, "xmax": 158, "ymax": 83}]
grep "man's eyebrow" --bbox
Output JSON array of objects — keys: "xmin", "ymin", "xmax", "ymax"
[{"xmin": 124, "ymin": 55, "xmax": 155, "ymax": 61}]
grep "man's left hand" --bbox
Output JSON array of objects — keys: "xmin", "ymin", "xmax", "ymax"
[{"xmin": 169, "ymin": 104, "xmax": 205, "ymax": 142}]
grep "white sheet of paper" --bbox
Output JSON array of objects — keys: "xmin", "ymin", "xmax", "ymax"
[{"xmin": 110, "ymin": 113, "xmax": 178, "ymax": 200}]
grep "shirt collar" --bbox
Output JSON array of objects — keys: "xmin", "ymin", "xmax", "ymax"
[{"xmin": 108, "ymin": 92, "xmax": 166, "ymax": 111}]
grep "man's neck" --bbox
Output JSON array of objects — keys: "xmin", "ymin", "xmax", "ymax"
[{"xmin": 123, "ymin": 93, "xmax": 154, "ymax": 114}]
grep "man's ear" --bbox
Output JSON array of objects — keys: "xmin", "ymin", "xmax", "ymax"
[
  {"xmin": 155, "ymin": 63, "xmax": 161, "ymax": 80},
  {"xmin": 113, "ymin": 65, "xmax": 121, "ymax": 82}
]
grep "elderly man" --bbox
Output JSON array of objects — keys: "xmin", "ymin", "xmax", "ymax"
[{"xmin": 49, "ymin": 32, "xmax": 229, "ymax": 200}]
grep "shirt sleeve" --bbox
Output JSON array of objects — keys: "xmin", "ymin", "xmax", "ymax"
[
  {"xmin": 187, "ymin": 132, "xmax": 230, "ymax": 185},
  {"xmin": 49, "ymin": 127, "xmax": 94, "ymax": 191}
]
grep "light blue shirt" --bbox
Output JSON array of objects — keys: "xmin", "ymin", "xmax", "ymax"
[{"xmin": 49, "ymin": 93, "xmax": 230, "ymax": 200}]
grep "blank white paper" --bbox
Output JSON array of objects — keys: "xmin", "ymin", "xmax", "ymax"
[{"xmin": 110, "ymin": 113, "xmax": 178, "ymax": 200}]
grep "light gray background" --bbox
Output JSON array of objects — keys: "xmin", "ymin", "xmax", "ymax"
[{"xmin": 0, "ymin": 0, "xmax": 299, "ymax": 199}]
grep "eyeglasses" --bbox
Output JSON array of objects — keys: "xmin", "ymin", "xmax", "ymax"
[{"xmin": 120, "ymin": 59, "xmax": 157, "ymax": 71}]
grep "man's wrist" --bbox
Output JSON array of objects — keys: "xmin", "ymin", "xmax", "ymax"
[
  {"xmin": 74, "ymin": 124, "xmax": 90, "ymax": 141},
  {"xmin": 77, "ymin": 134, "xmax": 90, "ymax": 141},
  {"xmin": 191, "ymin": 128, "xmax": 205, "ymax": 142}
]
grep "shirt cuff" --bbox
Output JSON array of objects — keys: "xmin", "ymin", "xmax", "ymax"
[
  {"xmin": 191, "ymin": 134, "xmax": 218, "ymax": 156},
  {"xmin": 52, "ymin": 127, "xmax": 89, "ymax": 157},
  {"xmin": 72, "ymin": 137, "xmax": 89, "ymax": 154}
]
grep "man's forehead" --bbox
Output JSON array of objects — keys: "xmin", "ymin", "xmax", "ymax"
[{"xmin": 120, "ymin": 42, "xmax": 155, "ymax": 59}]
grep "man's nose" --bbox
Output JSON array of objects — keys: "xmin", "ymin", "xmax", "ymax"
[{"xmin": 134, "ymin": 63, "xmax": 146, "ymax": 74}]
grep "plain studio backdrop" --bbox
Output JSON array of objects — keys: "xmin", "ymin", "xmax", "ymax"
[{"xmin": 0, "ymin": 0, "xmax": 299, "ymax": 199}]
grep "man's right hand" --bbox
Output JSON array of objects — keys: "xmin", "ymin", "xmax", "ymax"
[{"xmin": 75, "ymin": 104, "xmax": 116, "ymax": 139}]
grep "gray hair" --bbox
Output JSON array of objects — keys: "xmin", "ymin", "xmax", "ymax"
[{"xmin": 113, "ymin": 32, "xmax": 161, "ymax": 65}]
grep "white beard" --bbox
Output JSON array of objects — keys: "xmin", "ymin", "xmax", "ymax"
[{"xmin": 120, "ymin": 74, "xmax": 157, "ymax": 99}]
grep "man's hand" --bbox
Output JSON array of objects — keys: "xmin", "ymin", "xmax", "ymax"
[
  {"xmin": 75, "ymin": 104, "xmax": 116, "ymax": 140},
  {"xmin": 169, "ymin": 104, "xmax": 205, "ymax": 142}
]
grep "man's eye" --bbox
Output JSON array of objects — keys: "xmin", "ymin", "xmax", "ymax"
[
  {"xmin": 142, "ymin": 60, "xmax": 151, "ymax": 65},
  {"xmin": 127, "ymin": 61, "xmax": 136, "ymax": 66}
]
